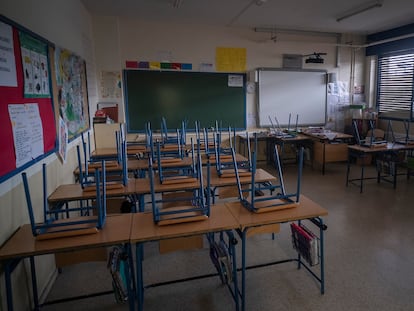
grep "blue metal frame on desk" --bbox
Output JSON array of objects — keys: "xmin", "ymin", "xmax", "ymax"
[
  {"xmin": 134, "ymin": 230, "xmax": 240, "ymax": 311},
  {"xmin": 2, "ymin": 240, "xmax": 136, "ymax": 311},
  {"xmin": 236, "ymin": 217, "xmax": 327, "ymax": 311},
  {"xmin": 22, "ymin": 162, "xmax": 107, "ymax": 237}
]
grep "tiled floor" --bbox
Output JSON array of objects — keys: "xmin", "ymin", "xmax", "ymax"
[{"xmin": 43, "ymin": 162, "xmax": 414, "ymax": 311}]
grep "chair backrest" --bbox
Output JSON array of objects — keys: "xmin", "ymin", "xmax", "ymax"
[{"xmin": 366, "ymin": 128, "xmax": 385, "ymax": 140}]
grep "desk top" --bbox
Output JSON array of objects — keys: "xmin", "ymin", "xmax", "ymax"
[
  {"xmin": 348, "ymin": 142, "xmax": 414, "ymax": 153},
  {"xmin": 226, "ymin": 195, "xmax": 328, "ymax": 231},
  {"xmin": 91, "ymin": 146, "xmax": 149, "ymax": 158},
  {"xmin": 0, "ymin": 214, "xmax": 132, "ymax": 260},
  {"xmin": 131, "ymin": 157, "xmax": 194, "ymax": 170},
  {"xmin": 48, "ymin": 179, "xmax": 137, "ymax": 203},
  {"xmin": 130, "ymin": 203, "xmax": 238, "ymax": 243},
  {"xmin": 268, "ymin": 133, "xmax": 311, "ymax": 142},
  {"xmin": 207, "ymin": 168, "xmax": 277, "ymax": 187},
  {"xmin": 303, "ymin": 131, "xmax": 353, "ymax": 141},
  {"xmin": 135, "ymin": 175, "xmax": 200, "ymax": 195},
  {"xmin": 201, "ymin": 153, "xmax": 247, "ymax": 165}
]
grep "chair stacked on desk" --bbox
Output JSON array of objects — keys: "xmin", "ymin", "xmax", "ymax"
[
  {"xmin": 207, "ymin": 122, "xmax": 237, "ymax": 166},
  {"xmin": 148, "ymin": 138, "xmax": 210, "ymax": 225},
  {"xmin": 215, "ymin": 130, "xmax": 253, "ymax": 178},
  {"xmin": 77, "ymin": 124, "xmax": 128, "ymax": 189},
  {"xmin": 22, "ymin": 162, "xmax": 107, "ymax": 240},
  {"xmin": 233, "ymin": 139, "xmax": 304, "ymax": 213},
  {"xmin": 146, "ymin": 120, "xmax": 195, "ymax": 183},
  {"xmin": 161, "ymin": 116, "xmax": 187, "ymax": 146}
]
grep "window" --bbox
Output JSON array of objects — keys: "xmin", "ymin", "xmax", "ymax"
[{"xmin": 377, "ymin": 52, "xmax": 414, "ymax": 120}]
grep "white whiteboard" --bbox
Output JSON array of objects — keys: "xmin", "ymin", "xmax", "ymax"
[{"xmin": 258, "ymin": 69, "xmax": 327, "ymax": 127}]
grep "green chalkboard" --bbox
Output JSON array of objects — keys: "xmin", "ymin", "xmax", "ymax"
[{"xmin": 123, "ymin": 70, "xmax": 246, "ymax": 132}]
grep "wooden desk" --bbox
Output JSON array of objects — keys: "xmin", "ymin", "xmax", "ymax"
[
  {"xmin": 226, "ymin": 195, "xmax": 328, "ymax": 311},
  {"xmin": 266, "ymin": 133, "xmax": 312, "ymax": 165},
  {"xmin": 0, "ymin": 214, "xmax": 135, "ymax": 311},
  {"xmin": 130, "ymin": 204, "xmax": 240, "ymax": 311},
  {"xmin": 303, "ymin": 131, "xmax": 353, "ymax": 174},
  {"xmin": 237, "ymin": 133, "xmax": 268, "ymax": 162},
  {"xmin": 346, "ymin": 143, "xmax": 414, "ymax": 193}
]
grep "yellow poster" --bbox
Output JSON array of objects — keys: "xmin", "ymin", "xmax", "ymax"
[{"xmin": 216, "ymin": 47, "xmax": 246, "ymax": 72}]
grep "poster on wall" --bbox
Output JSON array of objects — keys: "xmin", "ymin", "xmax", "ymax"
[
  {"xmin": 216, "ymin": 47, "xmax": 246, "ymax": 72},
  {"xmin": 101, "ymin": 71, "xmax": 122, "ymax": 99},
  {"xmin": 8, "ymin": 103, "xmax": 44, "ymax": 168},
  {"xmin": 0, "ymin": 21, "xmax": 17, "ymax": 87},
  {"xmin": 19, "ymin": 31, "xmax": 50, "ymax": 97},
  {"xmin": 54, "ymin": 46, "xmax": 89, "ymax": 140}
]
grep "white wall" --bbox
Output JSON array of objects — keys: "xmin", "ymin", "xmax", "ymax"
[
  {"xmin": 91, "ymin": 16, "xmax": 366, "ymax": 130},
  {"xmin": 0, "ymin": 1, "xmax": 96, "ymax": 309}
]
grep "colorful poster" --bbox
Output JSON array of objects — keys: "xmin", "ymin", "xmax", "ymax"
[
  {"xmin": 54, "ymin": 46, "xmax": 89, "ymax": 140},
  {"xmin": 0, "ymin": 21, "xmax": 17, "ymax": 87},
  {"xmin": 19, "ymin": 31, "xmax": 50, "ymax": 97},
  {"xmin": 100, "ymin": 71, "xmax": 121, "ymax": 99},
  {"xmin": 8, "ymin": 103, "xmax": 44, "ymax": 167}
]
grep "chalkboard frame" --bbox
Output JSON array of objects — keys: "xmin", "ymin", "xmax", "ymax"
[{"xmin": 123, "ymin": 69, "xmax": 247, "ymax": 132}]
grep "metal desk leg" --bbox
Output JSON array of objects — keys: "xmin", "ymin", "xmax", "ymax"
[
  {"xmin": 240, "ymin": 229, "xmax": 247, "ymax": 311},
  {"xmin": 5, "ymin": 260, "xmax": 15, "ymax": 311},
  {"xmin": 123, "ymin": 243, "xmax": 136, "ymax": 311},
  {"xmin": 346, "ymin": 153, "xmax": 351, "ymax": 187},
  {"xmin": 29, "ymin": 256, "xmax": 40, "ymax": 310},
  {"xmin": 224, "ymin": 231, "xmax": 240, "ymax": 311},
  {"xmin": 360, "ymin": 159, "xmax": 365, "ymax": 193},
  {"xmin": 322, "ymin": 143, "xmax": 326, "ymax": 175},
  {"xmin": 135, "ymin": 243, "xmax": 144, "ymax": 311},
  {"xmin": 319, "ymin": 218, "xmax": 325, "ymax": 294}
]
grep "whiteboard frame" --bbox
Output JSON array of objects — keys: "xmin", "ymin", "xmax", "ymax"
[{"xmin": 257, "ymin": 68, "xmax": 327, "ymax": 128}]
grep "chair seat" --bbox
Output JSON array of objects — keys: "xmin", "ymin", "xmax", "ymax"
[
  {"xmin": 220, "ymin": 169, "xmax": 251, "ymax": 178},
  {"xmin": 158, "ymin": 205, "xmax": 209, "ymax": 225},
  {"xmin": 161, "ymin": 176, "xmax": 198, "ymax": 185},
  {"xmin": 35, "ymin": 216, "xmax": 100, "ymax": 240},
  {"xmin": 83, "ymin": 182, "xmax": 123, "ymax": 192},
  {"xmin": 246, "ymin": 196, "xmax": 298, "ymax": 213}
]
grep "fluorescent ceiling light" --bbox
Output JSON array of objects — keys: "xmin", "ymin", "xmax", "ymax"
[{"xmin": 337, "ymin": 0, "xmax": 383, "ymax": 22}]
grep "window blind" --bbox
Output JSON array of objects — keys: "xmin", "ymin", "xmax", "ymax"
[{"xmin": 378, "ymin": 53, "xmax": 414, "ymax": 120}]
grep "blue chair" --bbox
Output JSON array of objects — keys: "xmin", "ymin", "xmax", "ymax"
[
  {"xmin": 22, "ymin": 162, "xmax": 107, "ymax": 239},
  {"xmin": 148, "ymin": 142, "xmax": 210, "ymax": 225},
  {"xmin": 233, "ymin": 144, "xmax": 304, "ymax": 213},
  {"xmin": 156, "ymin": 138, "xmax": 197, "ymax": 185},
  {"xmin": 77, "ymin": 126, "xmax": 128, "ymax": 189},
  {"xmin": 216, "ymin": 131, "xmax": 254, "ymax": 178},
  {"xmin": 161, "ymin": 117, "xmax": 187, "ymax": 146}
]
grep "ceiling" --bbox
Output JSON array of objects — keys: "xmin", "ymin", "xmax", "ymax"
[{"xmin": 81, "ymin": 0, "xmax": 414, "ymax": 36}]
